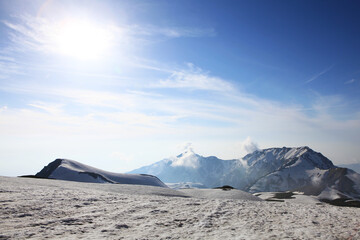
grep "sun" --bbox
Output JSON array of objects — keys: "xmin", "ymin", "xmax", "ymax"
[{"xmin": 52, "ymin": 19, "xmax": 113, "ymax": 60}]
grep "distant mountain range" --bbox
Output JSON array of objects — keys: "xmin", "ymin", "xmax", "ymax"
[
  {"xmin": 35, "ymin": 159, "xmax": 167, "ymax": 187},
  {"xmin": 130, "ymin": 146, "xmax": 360, "ymax": 203},
  {"xmin": 339, "ymin": 163, "xmax": 360, "ymax": 174},
  {"xmin": 32, "ymin": 146, "xmax": 360, "ymax": 206}
]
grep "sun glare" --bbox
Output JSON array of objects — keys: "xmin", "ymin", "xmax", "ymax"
[{"xmin": 53, "ymin": 19, "xmax": 113, "ymax": 60}]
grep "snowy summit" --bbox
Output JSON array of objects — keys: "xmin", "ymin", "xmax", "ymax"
[{"xmin": 35, "ymin": 159, "xmax": 167, "ymax": 187}]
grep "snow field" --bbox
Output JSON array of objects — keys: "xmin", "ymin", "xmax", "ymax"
[{"xmin": 1, "ymin": 176, "xmax": 360, "ymax": 239}]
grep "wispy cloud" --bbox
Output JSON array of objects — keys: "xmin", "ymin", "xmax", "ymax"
[
  {"xmin": 239, "ymin": 137, "xmax": 259, "ymax": 156},
  {"xmin": 0, "ymin": 55, "xmax": 21, "ymax": 78},
  {"xmin": 2, "ymin": 73, "xmax": 359, "ymax": 136},
  {"xmin": 1, "ymin": 73, "xmax": 359, "ymax": 165},
  {"xmin": 125, "ymin": 24, "xmax": 215, "ymax": 38},
  {"xmin": 345, "ymin": 79, "xmax": 356, "ymax": 84},
  {"xmin": 156, "ymin": 63, "xmax": 234, "ymax": 92},
  {"xmin": 3, "ymin": 15, "xmax": 116, "ymax": 58},
  {"xmin": 3, "ymin": 15, "xmax": 215, "ymax": 56},
  {"xmin": 0, "ymin": 46, "xmax": 359, "ymax": 164},
  {"xmin": 28, "ymin": 102, "xmax": 64, "ymax": 115},
  {"xmin": 306, "ymin": 65, "xmax": 334, "ymax": 83},
  {"xmin": 3, "ymin": 15, "xmax": 52, "ymax": 53}
]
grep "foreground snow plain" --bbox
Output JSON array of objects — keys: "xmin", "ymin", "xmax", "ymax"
[{"xmin": 1, "ymin": 176, "xmax": 360, "ymax": 239}]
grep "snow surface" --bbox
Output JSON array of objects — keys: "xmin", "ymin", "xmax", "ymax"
[
  {"xmin": 2, "ymin": 176, "xmax": 360, "ymax": 239},
  {"xmin": 166, "ymin": 182, "xmax": 208, "ymax": 189},
  {"xmin": 179, "ymin": 189, "xmax": 262, "ymax": 201}
]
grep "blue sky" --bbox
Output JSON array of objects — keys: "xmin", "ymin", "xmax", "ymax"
[{"xmin": 1, "ymin": 0, "xmax": 360, "ymax": 176}]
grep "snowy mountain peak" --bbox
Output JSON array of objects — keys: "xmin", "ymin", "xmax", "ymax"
[
  {"xmin": 172, "ymin": 149, "xmax": 200, "ymax": 168},
  {"xmin": 176, "ymin": 147, "xmax": 196, "ymax": 158},
  {"xmin": 176, "ymin": 143, "xmax": 197, "ymax": 157},
  {"xmin": 36, "ymin": 158, "xmax": 167, "ymax": 187},
  {"xmin": 244, "ymin": 146, "xmax": 334, "ymax": 171}
]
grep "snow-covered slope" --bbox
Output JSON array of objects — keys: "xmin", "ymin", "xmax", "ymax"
[
  {"xmin": 130, "ymin": 146, "xmax": 360, "ymax": 201},
  {"xmin": 4, "ymin": 176, "xmax": 360, "ymax": 239},
  {"xmin": 35, "ymin": 159, "xmax": 167, "ymax": 187}
]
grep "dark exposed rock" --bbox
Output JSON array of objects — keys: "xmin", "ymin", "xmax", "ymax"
[
  {"xmin": 214, "ymin": 185, "xmax": 235, "ymax": 191},
  {"xmin": 35, "ymin": 159, "xmax": 63, "ymax": 178},
  {"xmin": 273, "ymin": 191, "xmax": 294, "ymax": 199},
  {"xmin": 320, "ymin": 198, "xmax": 360, "ymax": 208}
]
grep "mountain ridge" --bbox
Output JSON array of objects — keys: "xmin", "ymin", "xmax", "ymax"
[
  {"xmin": 35, "ymin": 158, "xmax": 167, "ymax": 187},
  {"xmin": 130, "ymin": 146, "xmax": 360, "ymax": 202}
]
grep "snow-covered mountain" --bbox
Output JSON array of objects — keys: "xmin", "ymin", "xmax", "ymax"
[
  {"xmin": 129, "ymin": 148, "xmax": 246, "ymax": 188},
  {"xmin": 130, "ymin": 146, "xmax": 360, "ymax": 201},
  {"xmin": 244, "ymin": 146, "xmax": 334, "ymax": 192},
  {"xmin": 35, "ymin": 159, "xmax": 167, "ymax": 187}
]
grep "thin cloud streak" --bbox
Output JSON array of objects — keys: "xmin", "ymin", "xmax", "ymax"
[
  {"xmin": 0, "ymin": 55, "xmax": 22, "ymax": 78},
  {"xmin": 345, "ymin": 79, "xmax": 356, "ymax": 84},
  {"xmin": 28, "ymin": 102, "xmax": 64, "ymax": 115},
  {"xmin": 157, "ymin": 70, "xmax": 234, "ymax": 92},
  {"xmin": 125, "ymin": 24, "xmax": 216, "ymax": 38},
  {"xmin": 306, "ymin": 65, "xmax": 334, "ymax": 83}
]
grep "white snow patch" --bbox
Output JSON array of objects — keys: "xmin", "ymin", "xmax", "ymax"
[
  {"xmin": 284, "ymin": 146, "xmax": 308, "ymax": 159},
  {"xmin": 171, "ymin": 149, "xmax": 199, "ymax": 168},
  {"xmin": 179, "ymin": 188, "xmax": 263, "ymax": 201},
  {"xmin": 318, "ymin": 187, "xmax": 339, "ymax": 200}
]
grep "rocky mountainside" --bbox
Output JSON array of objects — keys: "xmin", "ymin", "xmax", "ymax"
[
  {"xmin": 130, "ymin": 146, "xmax": 360, "ymax": 202},
  {"xmin": 35, "ymin": 159, "xmax": 167, "ymax": 187}
]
